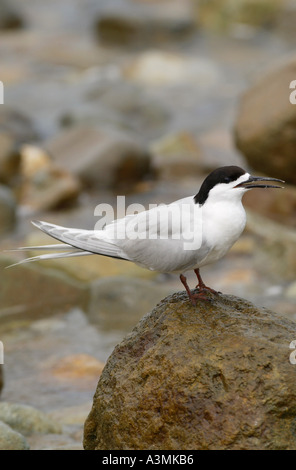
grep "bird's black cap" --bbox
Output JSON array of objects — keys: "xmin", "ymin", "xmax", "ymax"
[{"xmin": 194, "ymin": 166, "xmax": 246, "ymax": 205}]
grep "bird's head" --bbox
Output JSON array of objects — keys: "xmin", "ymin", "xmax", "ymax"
[{"xmin": 194, "ymin": 166, "xmax": 284, "ymax": 206}]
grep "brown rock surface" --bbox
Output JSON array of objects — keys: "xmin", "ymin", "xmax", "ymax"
[
  {"xmin": 84, "ymin": 291, "xmax": 296, "ymax": 450},
  {"xmin": 234, "ymin": 56, "xmax": 296, "ymax": 185}
]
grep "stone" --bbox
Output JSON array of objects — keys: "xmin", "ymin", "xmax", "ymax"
[
  {"xmin": 0, "ymin": 402, "xmax": 61, "ymax": 436},
  {"xmin": 0, "ymin": 185, "xmax": 16, "ymax": 235},
  {"xmin": 124, "ymin": 51, "xmax": 220, "ymax": 87},
  {"xmin": 0, "ymin": 421, "xmax": 29, "ymax": 450},
  {"xmin": 84, "ymin": 292, "xmax": 296, "ymax": 450},
  {"xmin": 44, "ymin": 125, "xmax": 151, "ymax": 190},
  {"xmin": 199, "ymin": 0, "xmax": 283, "ymax": 31},
  {"xmin": 95, "ymin": 0, "xmax": 196, "ymax": 47},
  {"xmin": 19, "ymin": 145, "xmax": 81, "ymax": 211},
  {"xmin": 234, "ymin": 55, "xmax": 296, "ymax": 185}
]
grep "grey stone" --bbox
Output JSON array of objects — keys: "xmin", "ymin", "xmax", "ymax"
[
  {"xmin": 0, "ymin": 421, "xmax": 29, "ymax": 450},
  {"xmin": 0, "ymin": 402, "xmax": 62, "ymax": 436}
]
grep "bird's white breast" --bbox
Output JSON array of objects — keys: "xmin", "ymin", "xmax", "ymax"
[{"xmin": 197, "ymin": 199, "xmax": 247, "ymax": 267}]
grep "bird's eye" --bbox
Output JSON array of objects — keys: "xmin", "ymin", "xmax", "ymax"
[{"xmin": 224, "ymin": 177, "xmax": 231, "ymax": 183}]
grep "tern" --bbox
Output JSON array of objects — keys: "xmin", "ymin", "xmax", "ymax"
[{"xmin": 8, "ymin": 166, "xmax": 284, "ymax": 305}]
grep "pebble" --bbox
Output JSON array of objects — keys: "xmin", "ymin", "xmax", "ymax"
[
  {"xmin": 19, "ymin": 144, "xmax": 81, "ymax": 211},
  {"xmin": 124, "ymin": 51, "xmax": 220, "ymax": 87},
  {"xmin": 0, "ymin": 402, "xmax": 61, "ymax": 436},
  {"xmin": 0, "ymin": 421, "xmax": 29, "ymax": 450}
]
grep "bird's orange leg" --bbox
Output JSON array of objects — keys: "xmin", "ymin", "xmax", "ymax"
[{"xmin": 180, "ymin": 274, "xmax": 209, "ymax": 305}]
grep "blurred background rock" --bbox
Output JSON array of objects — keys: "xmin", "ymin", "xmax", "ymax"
[{"xmin": 0, "ymin": 0, "xmax": 296, "ymax": 449}]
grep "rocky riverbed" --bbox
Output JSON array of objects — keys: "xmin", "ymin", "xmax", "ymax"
[{"xmin": 0, "ymin": 0, "xmax": 296, "ymax": 450}]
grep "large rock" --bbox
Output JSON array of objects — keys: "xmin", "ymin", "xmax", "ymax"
[
  {"xmin": 84, "ymin": 292, "xmax": 296, "ymax": 450},
  {"xmin": 234, "ymin": 56, "xmax": 296, "ymax": 185}
]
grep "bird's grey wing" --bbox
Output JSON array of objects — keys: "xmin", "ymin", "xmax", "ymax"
[{"xmin": 106, "ymin": 199, "xmax": 208, "ymax": 272}]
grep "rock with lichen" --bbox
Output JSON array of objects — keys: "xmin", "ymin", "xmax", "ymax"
[{"xmin": 84, "ymin": 291, "xmax": 296, "ymax": 450}]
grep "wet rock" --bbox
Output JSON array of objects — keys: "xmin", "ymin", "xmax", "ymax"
[
  {"xmin": 246, "ymin": 210, "xmax": 296, "ymax": 282},
  {"xmin": 95, "ymin": 0, "xmax": 196, "ymax": 47},
  {"xmin": 234, "ymin": 56, "xmax": 296, "ymax": 185},
  {"xmin": 88, "ymin": 276, "xmax": 171, "ymax": 333},
  {"xmin": 84, "ymin": 292, "xmax": 296, "ymax": 450},
  {"xmin": 44, "ymin": 125, "xmax": 151, "ymax": 190},
  {"xmin": 19, "ymin": 145, "xmax": 81, "ymax": 211},
  {"xmin": 0, "ymin": 185, "xmax": 16, "ymax": 235},
  {"xmin": 0, "ymin": 421, "xmax": 29, "ymax": 450},
  {"xmin": 0, "ymin": 402, "xmax": 61, "ymax": 436}
]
